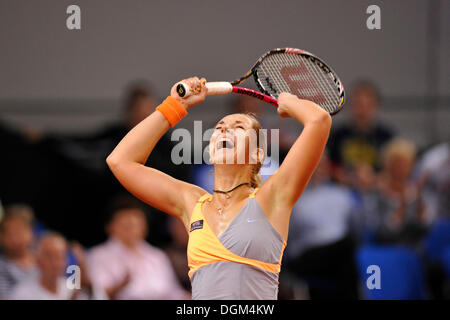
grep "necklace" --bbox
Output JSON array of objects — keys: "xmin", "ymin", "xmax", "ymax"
[
  {"xmin": 213, "ymin": 182, "xmax": 251, "ymax": 199},
  {"xmin": 209, "ymin": 182, "xmax": 252, "ymax": 215}
]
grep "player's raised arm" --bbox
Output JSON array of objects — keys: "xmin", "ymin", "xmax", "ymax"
[
  {"xmin": 106, "ymin": 77, "xmax": 207, "ymax": 226},
  {"xmin": 263, "ymin": 92, "xmax": 332, "ymax": 209}
]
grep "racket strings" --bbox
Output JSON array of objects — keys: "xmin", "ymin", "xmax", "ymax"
[
  {"xmin": 302, "ymin": 57, "xmax": 340, "ymax": 113},
  {"xmin": 302, "ymin": 58, "xmax": 334, "ymax": 113},
  {"xmin": 256, "ymin": 52, "xmax": 341, "ymax": 113},
  {"xmin": 279, "ymin": 53, "xmax": 328, "ymax": 106},
  {"xmin": 258, "ymin": 54, "xmax": 292, "ymax": 94}
]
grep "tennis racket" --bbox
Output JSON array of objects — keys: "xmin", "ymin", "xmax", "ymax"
[{"xmin": 176, "ymin": 48, "xmax": 345, "ymax": 115}]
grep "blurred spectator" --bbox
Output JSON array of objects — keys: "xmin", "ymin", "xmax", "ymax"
[
  {"xmin": 286, "ymin": 152, "xmax": 360, "ymax": 299},
  {"xmin": 413, "ymin": 142, "xmax": 449, "ymax": 299},
  {"xmin": 87, "ymin": 197, "xmax": 189, "ymax": 300},
  {"xmin": 0, "ymin": 204, "xmax": 37, "ymax": 299},
  {"xmin": 328, "ymin": 80, "xmax": 394, "ymax": 185},
  {"xmin": 0, "ymin": 121, "xmax": 47, "ymax": 216},
  {"xmin": 44, "ymin": 81, "xmax": 188, "ymax": 178},
  {"xmin": 9, "ymin": 232, "xmax": 103, "ymax": 299},
  {"xmin": 362, "ymin": 138, "xmax": 428, "ymax": 247},
  {"xmin": 415, "ymin": 142, "xmax": 450, "ymax": 222},
  {"xmin": 42, "ymin": 82, "xmax": 159, "ymax": 173},
  {"xmin": 164, "ymin": 217, "xmax": 190, "ymax": 291},
  {"xmin": 16, "ymin": 81, "xmax": 191, "ymax": 247}
]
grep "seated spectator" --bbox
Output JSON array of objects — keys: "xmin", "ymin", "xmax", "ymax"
[
  {"xmin": 9, "ymin": 232, "xmax": 103, "ymax": 300},
  {"xmin": 328, "ymin": 80, "xmax": 394, "ymax": 185},
  {"xmin": 88, "ymin": 197, "xmax": 189, "ymax": 300},
  {"xmin": 286, "ymin": 152, "xmax": 360, "ymax": 299},
  {"xmin": 0, "ymin": 204, "xmax": 37, "ymax": 299},
  {"xmin": 364, "ymin": 138, "xmax": 428, "ymax": 246},
  {"xmin": 415, "ymin": 142, "xmax": 449, "ymax": 223},
  {"xmin": 414, "ymin": 143, "xmax": 449, "ymax": 299}
]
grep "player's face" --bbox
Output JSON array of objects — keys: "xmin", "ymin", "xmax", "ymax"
[{"xmin": 209, "ymin": 114, "xmax": 259, "ymax": 166}]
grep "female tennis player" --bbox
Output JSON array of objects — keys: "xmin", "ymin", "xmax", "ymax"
[{"xmin": 106, "ymin": 77, "xmax": 332, "ymax": 299}]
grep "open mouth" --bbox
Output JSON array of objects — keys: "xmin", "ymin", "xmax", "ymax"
[{"xmin": 216, "ymin": 138, "xmax": 234, "ymax": 150}]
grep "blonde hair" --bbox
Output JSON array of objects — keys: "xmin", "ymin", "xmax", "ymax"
[
  {"xmin": 239, "ymin": 112, "xmax": 266, "ymax": 188},
  {"xmin": 382, "ymin": 138, "xmax": 417, "ymax": 167}
]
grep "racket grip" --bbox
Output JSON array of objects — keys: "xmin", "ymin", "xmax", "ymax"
[{"xmin": 176, "ymin": 82, "xmax": 232, "ymax": 98}]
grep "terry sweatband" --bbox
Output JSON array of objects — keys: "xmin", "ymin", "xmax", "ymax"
[{"xmin": 156, "ymin": 96, "xmax": 188, "ymax": 127}]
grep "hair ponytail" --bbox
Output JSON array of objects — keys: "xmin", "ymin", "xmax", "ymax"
[
  {"xmin": 240, "ymin": 112, "xmax": 265, "ymax": 188},
  {"xmin": 250, "ymin": 163, "xmax": 263, "ymax": 188}
]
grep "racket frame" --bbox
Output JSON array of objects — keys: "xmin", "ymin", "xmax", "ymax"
[
  {"xmin": 177, "ymin": 47, "xmax": 346, "ymax": 115},
  {"xmin": 249, "ymin": 48, "xmax": 345, "ymax": 115}
]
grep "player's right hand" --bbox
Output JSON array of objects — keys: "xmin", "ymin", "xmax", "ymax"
[{"xmin": 170, "ymin": 77, "xmax": 207, "ymax": 110}]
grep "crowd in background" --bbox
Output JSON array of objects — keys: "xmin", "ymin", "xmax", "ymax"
[{"xmin": 0, "ymin": 80, "xmax": 449, "ymax": 300}]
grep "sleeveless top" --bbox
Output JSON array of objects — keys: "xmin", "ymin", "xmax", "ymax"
[{"xmin": 187, "ymin": 188, "xmax": 287, "ymax": 300}]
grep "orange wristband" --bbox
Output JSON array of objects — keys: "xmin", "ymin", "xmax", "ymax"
[{"xmin": 156, "ymin": 96, "xmax": 188, "ymax": 127}]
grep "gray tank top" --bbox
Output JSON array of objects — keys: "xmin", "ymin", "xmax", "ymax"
[{"xmin": 190, "ymin": 193, "xmax": 286, "ymax": 300}]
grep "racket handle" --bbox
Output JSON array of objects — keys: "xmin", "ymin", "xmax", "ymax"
[{"xmin": 176, "ymin": 82, "xmax": 232, "ymax": 98}]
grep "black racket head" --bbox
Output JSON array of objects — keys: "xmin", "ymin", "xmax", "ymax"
[{"xmin": 251, "ymin": 48, "xmax": 345, "ymax": 115}]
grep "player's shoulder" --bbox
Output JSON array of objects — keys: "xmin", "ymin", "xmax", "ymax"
[
  {"xmin": 179, "ymin": 182, "xmax": 209, "ymax": 204},
  {"xmin": 177, "ymin": 182, "xmax": 210, "ymax": 226}
]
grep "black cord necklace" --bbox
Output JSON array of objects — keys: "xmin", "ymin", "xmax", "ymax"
[
  {"xmin": 213, "ymin": 182, "xmax": 251, "ymax": 199},
  {"xmin": 210, "ymin": 182, "xmax": 252, "ymax": 214}
]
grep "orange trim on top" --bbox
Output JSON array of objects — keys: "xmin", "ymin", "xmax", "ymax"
[{"xmin": 187, "ymin": 188, "xmax": 285, "ymax": 278}]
